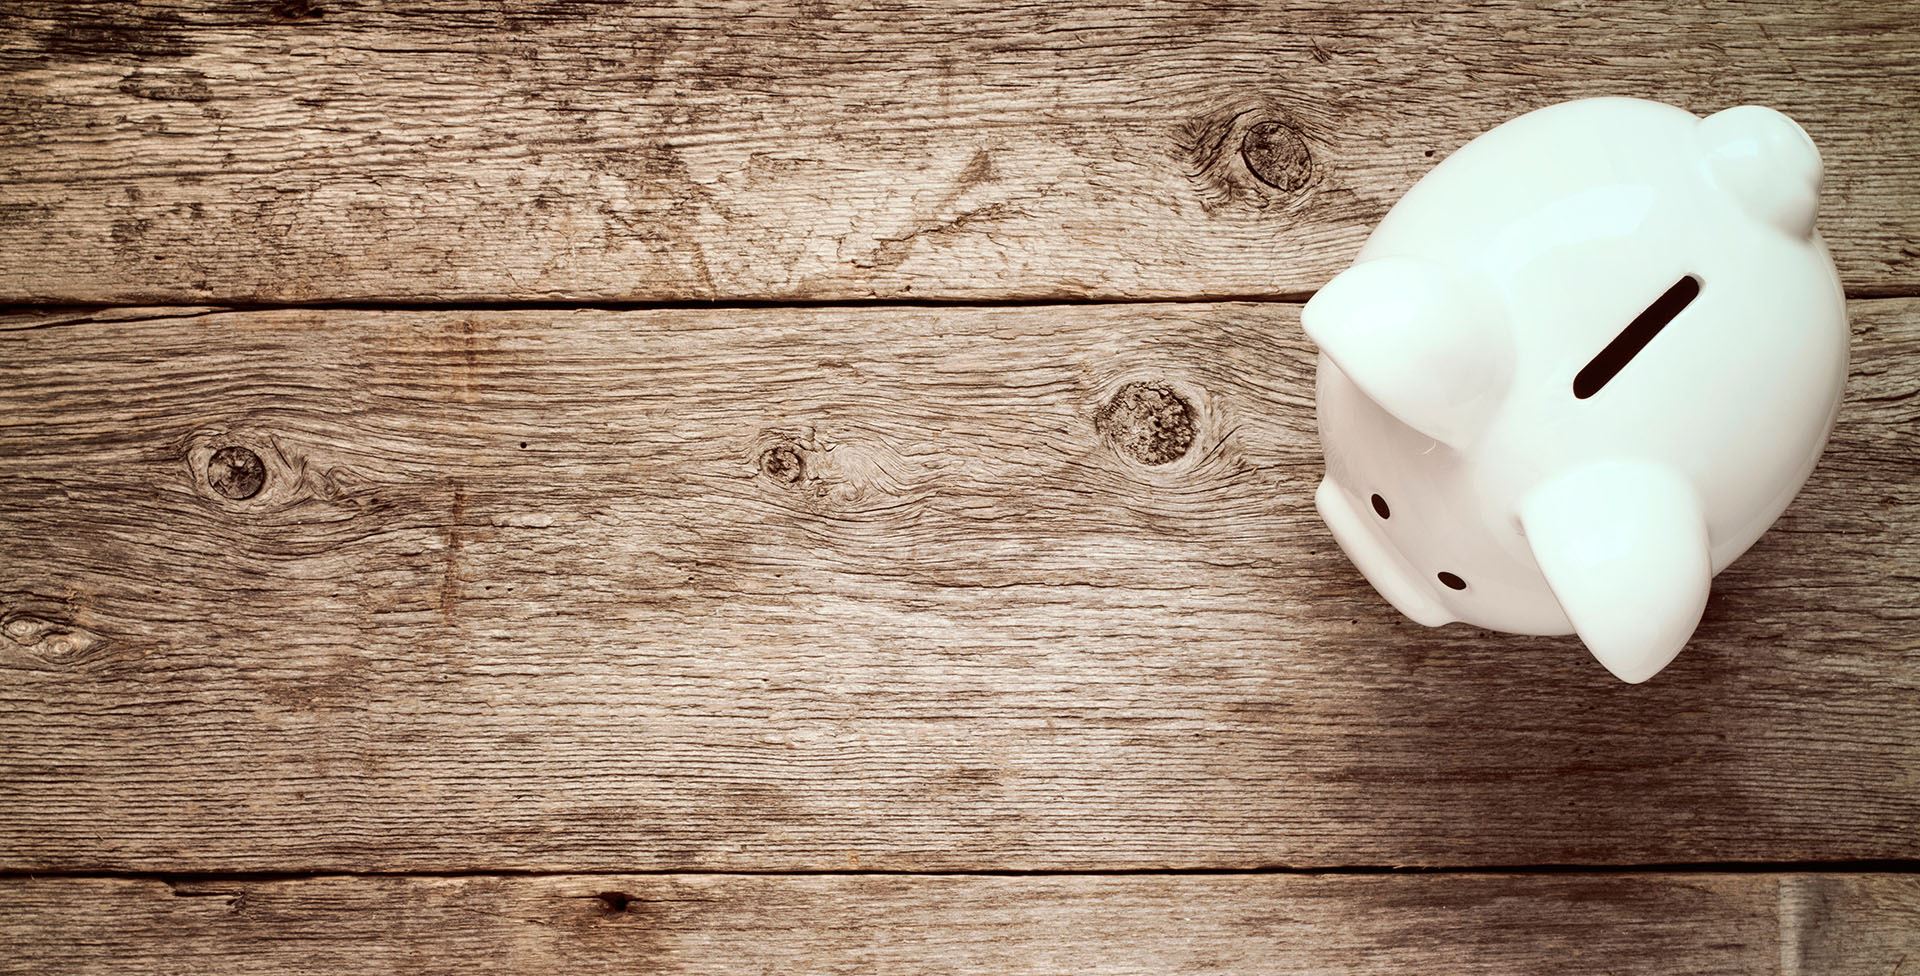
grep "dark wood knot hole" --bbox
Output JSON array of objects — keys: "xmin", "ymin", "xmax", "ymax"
[
  {"xmin": 1240, "ymin": 120, "xmax": 1313, "ymax": 193},
  {"xmin": 1097, "ymin": 382, "xmax": 1196, "ymax": 466},
  {"xmin": 207, "ymin": 446, "xmax": 266, "ymax": 500},
  {"xmin": 760, "ymin": 444, "xmax": 806, "ymax": 486}
]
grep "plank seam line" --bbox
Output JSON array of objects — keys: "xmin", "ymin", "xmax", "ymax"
[
  {"xmin": 5, "ymin": 860, "xmax": 1919, "ymax": 883},
  {"xmin": 3, "ymin": 285, "xmax": 1916, "ymax": 320},
  {"xmin": 5, "ymin": 295, "xmax": 1318, "ymax": 318}
]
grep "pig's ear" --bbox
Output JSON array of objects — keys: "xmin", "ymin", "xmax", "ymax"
[
  {"xmin": 1698, "ymin": 105, "xmax": 1822, "ymax": 239},
  {"xmin": 1519, "ymin": 461, "xmax": 1712, "ymax": 684},
  {"xmin": 1302, "ymin": 256, "xmax": 1510, "ymax": 448}
]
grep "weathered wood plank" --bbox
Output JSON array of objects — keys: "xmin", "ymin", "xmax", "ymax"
[
  {"xmin": 1781, "ymin": 875, "xmax": 1920, "ymax": 975},
  {"xmin": 2, "ymin": 873, "xmax": 1914, "ymax": 975},
  {"xmin": 1, "ymin": 1, "xmax": 1916, "ymax": 302},
  {"xmin": 0, "ymin": 300, "xmax": 1914, "ymax": 871}
]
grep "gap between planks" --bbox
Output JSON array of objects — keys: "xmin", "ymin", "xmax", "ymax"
[
  {"xmin": 5, "ymin": 860, "xmax": 1920, "ymax": 885},
  {"xmin": 4, "ymin": 284, "xmax": 1920, "ymax": 324}
]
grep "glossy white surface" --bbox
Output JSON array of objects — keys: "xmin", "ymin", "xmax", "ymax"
[{"xmin": 1304, "ymin": 97, "xmax": 1849, "ymax": 683}]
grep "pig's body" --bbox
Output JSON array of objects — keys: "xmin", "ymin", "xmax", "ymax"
[{"xmin": 1306, "ymin": 97, "xmax": 1849, "ymax": 682}]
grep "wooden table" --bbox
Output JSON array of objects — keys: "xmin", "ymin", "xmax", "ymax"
[{"xmin": 2, "ymin": 3, "xmax": 1917, "ymax": 972}]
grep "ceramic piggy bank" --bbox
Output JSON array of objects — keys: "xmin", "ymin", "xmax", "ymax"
[{"xmin": 1305, "ymin": 97, "xmax": 1848, "ymax": 683}]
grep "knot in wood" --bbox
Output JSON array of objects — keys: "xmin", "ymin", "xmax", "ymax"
[
  {"xmin": 1240, "ymin": 120, "xmax": 1313, "ymax": 192},
  {"xmin": 207, "ymin": 446, "xmax": 266, "ymax": 500},
  {"xmin": 2, "ymin": 612, "xmax": 104, "ymax": 663},
  {"xmin": 760, "ymin": 444, "xmax": 807, "ymax": 486},
  {"xmin": 269, "ymin": 0, "xmax": 325, "ymax": 19},
  {"xmin": 1097, "ymin": 382, "xmax": 1196, "ymax": 466}
]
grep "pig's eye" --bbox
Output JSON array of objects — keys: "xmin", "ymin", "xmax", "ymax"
[
  {"xmin": 1371, "ymin": 494, "xmax": 1391, "ymax": 519},
  {"xmin": 1574, "ymin": 275, "xmax": 1701, "ymax": 399},
  {"xmin": 1438, "ymin": 572, "xmax": 1467, "ymax": 591}
]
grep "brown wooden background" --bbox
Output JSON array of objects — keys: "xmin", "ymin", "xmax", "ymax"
[{"xmin": 1, "ymin": 2, "xmax": 1916, "ymax": 973}]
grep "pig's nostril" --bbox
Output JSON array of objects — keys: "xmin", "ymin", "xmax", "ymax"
[
  {"xmin": 1438, "ymin": 572, "xmax": 1467, "ymax": 590},
  {"xmin": 1371, "ymin": 494, "xmax": 1391, "ymax": 519}
]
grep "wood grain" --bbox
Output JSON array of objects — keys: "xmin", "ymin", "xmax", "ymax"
[
  {"xmin": 1, "ymin": 1, "xmax": 1916, "ymax": 303},
  {"xmin": 0, "ymin": 300, "xmax": 1915, "ymax": 872},
  {"xmin": 1781, "ymin": 874, "xmax": 1920, "ymax": 975},
  {"xmin": 2, "ymin": 872, "xmax": 1915, "ymax": 975}
]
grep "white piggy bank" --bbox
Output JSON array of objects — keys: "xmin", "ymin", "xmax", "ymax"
[{"xmin": 1305, "ymin": 97, "xmax": 1848, "ymax": 683}]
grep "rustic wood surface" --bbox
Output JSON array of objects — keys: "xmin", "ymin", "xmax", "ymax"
[
  {"xmin": 1, "ymin": 1, "xmax": 1917, "ymax": 303},
  {"xmin": 2, "ymin": 300, "xmax": 1913, "ymax": 873},
  {"xmin": 5, "ymin": 1, "xmax": 1919, "ymax": 966},
  {"xmin": 1, "ymin": 872, "xmax": 1914, "ymax": 975}
]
